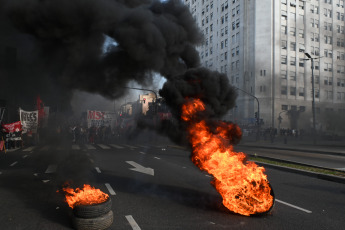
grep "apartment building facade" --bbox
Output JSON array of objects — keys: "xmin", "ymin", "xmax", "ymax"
[{"xmin": 184, "ymin": 0, "xmax": 345, "ymax": 133}]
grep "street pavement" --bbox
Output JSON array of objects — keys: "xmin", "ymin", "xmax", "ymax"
[{"xmin": 0, "ymin": 141, "xmax": 345, "ymax": 229}]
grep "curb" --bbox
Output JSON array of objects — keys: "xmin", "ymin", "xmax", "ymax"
[
  {"xmin": 254, "ymin": 161, "xmax": 345, "ymax": 184},
  {"xmin": 239, "ymin": 144, "xmax": 345, "ymax": 157}
]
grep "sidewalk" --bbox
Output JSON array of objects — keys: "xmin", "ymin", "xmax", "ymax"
[{"xmin": 239, "ymin": 136, "xmax": 345, "ymax": 156}]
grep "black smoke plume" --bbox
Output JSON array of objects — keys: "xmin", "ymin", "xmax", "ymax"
[
  {"xmin": 0, "ymin": 0, "xmax": 202, "ymax": 106},
  {"xmin": 1, "ymin": 0, "xmax": 238, "ymax": 145},
  {"xmin": 158, "ymin": 67, "xmax": 238, "ymax": 144}
]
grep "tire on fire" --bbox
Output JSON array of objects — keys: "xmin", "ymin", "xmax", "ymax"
[
  {"xmin": 72, "ymin": 210, "xmax": 113, "ymax": 230},
  {"xmin": 73, "ymin": 197, "xmax": 112, "ymax": 218}
]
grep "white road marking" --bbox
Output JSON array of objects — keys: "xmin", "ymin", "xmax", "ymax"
[
  {"xmin": 123, "ymin": 144, "xmax": 138, "ymax": 149},
  {"xmin": 182, "ymin": 166, "xmax": 186, "ymax": 169},
  {"xmin": 109, "ymin": 144, "xmax": 124, "ymax": 149},
  {"xmin": 42, "ymin": 180, "xmax": 50, "ymax": 183},
  {"xmin": 275, "ymin": 199, "xmax": 312, "ymax": 213},
  {"xmin": 23, "ymin": 146, "xmax": 35, "ymax": 152},
  {"xmin": 10, "ymin": 161, "xmax": 18, "ymax": 167},
  {"xmin": 40, "ymin": 145, "xmax": 49, "ymax": 151},
  {"xmin": 85, "ymin": 144, "xmax": 96, "ymax": 150},
  {"xmin": 205, "ymin": 175, "xmax": 212, "ymax": 178},
  {"xmin": 98, "ymin": 144, "xmax": 110, "ymax": 149},
  {"xmin": 22, "ymin": 155, "xmax": 28, "ymax": 158},
  {"xmin": 33, "ymin": 173, "xmax": 38, "ymax": 177},
  {"xmin": 125, "ymin": 215, "xmax": 141, "ymax": 230},
  {"xmin": 126, "ymin": 161, "xmax": 154, "ymax": 176},
  {"xmin": 154, "ymin": 157, "xmax": 160, "ymax": 160},
  {"xmin": 72, "ymin": 144, "xmax": 80, "ymax": 150},
  {"xmin": 45, "ymin": 164, "xmax": 57, "ymax": 173},
  {"xmin": 95, "ymin": 167, "xmax": 101, "ymax": 173},
  {"xmin": 105, "ymin": 183, "xmax": 116, "ymax": 195},
  {"xmin": 139, "ymin": 151, "xmax": 146, "ymax": 154}
]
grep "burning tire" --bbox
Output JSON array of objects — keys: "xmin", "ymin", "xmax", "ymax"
[
  {"xmin": 73, "ymin": 197, "xmax": 112, "ymax": 218},
  {"xmin": 72, "ymin": 210, "xmax": 114, "ymax": 230}
]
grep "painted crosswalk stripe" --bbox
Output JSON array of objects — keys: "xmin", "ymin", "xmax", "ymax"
[
  {"xmin": 123, "ymin": 144, "xmax": 137, "ymax": 149},
  {"xmin": 72, "ymin": 144, "xmax": 80, "ymax": 150},
  {"xmin": 85, "ymin": 144, "xmax": 96, "ymax": 150},
  {"xmin": 45, "ymin": 164, "xmax": 57, "ymax": 173},
  {"xmin": 125, "ymin": 215, "xmax": 141, "ymax": 230},
  {"xmin": 95, "ymin": 167, "xmax": 101, "ymax": 173},
  {"xmin": 109, "ymin": 144, "xmax": 124, "ymax": 149},
  {"xmin": 23, "ymin": 146, "xmax": 35, "ymax": 152},
  {"xmin": 98, "ymin": 144, "xmax": 110, "ymax": 149},
  {"xmin": 10, "ymin": 161, "xmax": 18, "ymax": 167},
  {"xmin": 105, "ymin": 183, "xmax": 116, "ymax": 195}
]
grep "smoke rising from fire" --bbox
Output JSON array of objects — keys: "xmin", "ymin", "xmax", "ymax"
[{"xmin": 0, "ymin": 0, "xmax": 202, "ymax": 107}]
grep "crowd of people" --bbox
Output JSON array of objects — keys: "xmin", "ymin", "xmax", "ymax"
[{"xmin": 71, "ymin": 125, "xmax": 114, "ymax": 144}]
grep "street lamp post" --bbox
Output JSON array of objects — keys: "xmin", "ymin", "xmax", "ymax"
[
  {"xmin": 304, "ymin": 53, "xmax": 322, "ymax": 145},
  {"xmin": 234, "ymin": 87, "xmax": 260, "ymax": 141}
]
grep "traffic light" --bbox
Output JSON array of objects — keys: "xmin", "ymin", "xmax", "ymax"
[{"xmin": 254, "ymin": 112, "xmax": 258, "ymax": 124}]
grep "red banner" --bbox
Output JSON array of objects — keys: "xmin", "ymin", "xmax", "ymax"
[{"xmin": 2, "ymin": 121, "xmax": 22, "ymax": 133}]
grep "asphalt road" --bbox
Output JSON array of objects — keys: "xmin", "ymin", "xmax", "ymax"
[
  {"xmin": 0, "ymin": 142, "xmax": 344, "ymax": 230},
  {"xmin": 234, "ymin": 145, "xmax": 345, "ymax": 170}
]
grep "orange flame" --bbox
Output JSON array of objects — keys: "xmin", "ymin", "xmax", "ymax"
[
  {"xmin": 62, "ymin": 184, "xmax": 109, "ymax": 209},
  {"xmin": 182, "ymin": 98, "xmax": 274, "ymax": 216}
]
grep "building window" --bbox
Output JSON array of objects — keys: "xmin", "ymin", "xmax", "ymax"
[
  {"xmin": 281, "ymin": 86, "xmax": 287, "ymax": 95},
  {"xmin": 281, "ymin": 55, "xmax": 287, "ymax": 64},
  {"xmin": 290, "ymin": 42, "xmax": 296, "ymax": 51},
  {"xmin": 281, "ymin": 70, "xmax": 287, "ymax": 79},
  {"xmin": 299, "ymin": 87, "xmax": 305, "ymax": 96},
  {"xmin": 282, "ymin": 40, "xmax": 287, "ymax": 49},
  {"xmin": 290, "ymin": 87, "xmax": 296, "ymax": 96}
]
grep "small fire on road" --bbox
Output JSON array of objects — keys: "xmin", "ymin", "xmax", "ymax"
[
  {"xmin": 61, "ymin": 184, "xmax": 109, "ymax": 209},
  {"xmin": 182, "ymin": 98, "xmax": 274, "ymax": 216}
]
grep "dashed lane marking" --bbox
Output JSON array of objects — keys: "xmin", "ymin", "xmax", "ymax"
[
  {"xmin": 45, "ymin": 164, "xmax": 57, "ymax": 173},
  {"xmin": 98, "ymin": 144, "xmax": 110, "ymax": 149},
  {"xmin": 123, "ymin": 144, "xmax": 138, "ymax": 149},
  {"xmin": 139, "ymin": 152, "xmax": 146, "ymax": 154},
  {"xmin": 154, "ymin": 157, "xmax": 160, "ymax": 160},
  {"xmin": 10, "ymin": 161, "xmax": 18, "ymax": 167},
  {"xmin": 23, "ymin": 146, "xmax": 36, "ymax": 152},
  {"xmin": 105, "ymin": 183, "xmax": 116, "ymax": 195},
  {"xmin": 275, "ymin": 199, "xmax": 312, "ymax": 214},
  {"xmin": 22, "ymin": 155, "xmax": 28, "ymax": 159},
  {"xmin": 125, "ymin": 215, "xmax": 141, "ymax": 230},
  {"xmin": 109, "ymin": 144, "xmax": 124, "ymax": 149},
  {"xmin": 85, "ymin": 144, "xmax": 96, "ymax": 150},
  {"xmin": 95, "ymin": 167, "xmax": 101, "ymax": 173}
]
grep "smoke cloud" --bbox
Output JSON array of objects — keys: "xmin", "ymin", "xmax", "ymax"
[
  {"xmin": 1, "ymin": 0, "xmax": 238, "ymax": 144},
  {"xmin": 1, "ymin": 0, "xmax": 202, "ymax": 104}
]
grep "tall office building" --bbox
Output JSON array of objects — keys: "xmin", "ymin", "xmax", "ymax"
[{"xmin": 184, "ymin": 0, "xmax": 345, "ymax": 133}]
